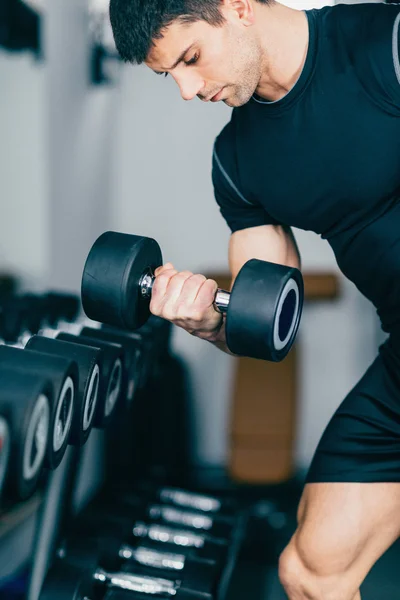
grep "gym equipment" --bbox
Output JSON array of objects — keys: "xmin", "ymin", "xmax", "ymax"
[
  {"xmin": 0, "ymin": 368, "xmax": 52, "ymax": 501},
  {"xmin": 41, "ymin": 560, "xmax": 212, "ymax": 599},
  {"xmin": 137, "ymin": 486, "xmax": 236, "ymax": 516},
  {"xmin": 82, "ymin": 494, "xmax": 233, "ymax": 541},
  {"xmin": 45, "ymin": 292, "xmax": 81, "ymax": 326},
  {"xmin": 57, "ymin": 534, "xmax": 218, "ymax": 596},
  {"xmin": 79, "ymin": 327, "xmax": 143, "ymax": 400},
  {"xmin": 82, "ymin": 231, "xmax": 304, "ymax": 361},
  {"xmin": 25, "ymin": 336, "xmax": 101, "ymax": 447},
  {"xmin": 131, "ymin": 522, "xmax": 228, "ymax": 562},
  {"xmin": 0, "ymin": 345, "xmax": 77, "ymax": 470},
  {"xmin": 56, "ymin": 333, "xmax": 124, "ymax": 427}
]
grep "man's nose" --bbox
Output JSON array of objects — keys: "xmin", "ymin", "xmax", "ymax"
[{"xmin": 175, "ymin": 74, "xmax": 205, "ymax": 101}]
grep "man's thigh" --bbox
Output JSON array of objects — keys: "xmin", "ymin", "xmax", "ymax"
[
  {"xmin": 281, "ymin": 482, "xmax": 400, "ymax": 600},
  {"xmin": 279, "ymin": 336, "xmax": 400, "ymax": 599}
]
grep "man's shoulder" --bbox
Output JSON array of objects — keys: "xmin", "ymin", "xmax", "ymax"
[
  {"xmin": 316, "ymin": 1, "xmax": 400, "ymax": 112},
  {"xmin": 318, "ymin": 1, "xmax": 400, "ymax": 38}
]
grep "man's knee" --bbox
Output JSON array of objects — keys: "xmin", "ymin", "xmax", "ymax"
[{"xmin": 278, "ymin": 534, "xmax": 359, "ymax": 600}]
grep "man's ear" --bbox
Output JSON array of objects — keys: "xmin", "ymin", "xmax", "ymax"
[{"xmin": 220, "ymin": 0, "xmax": 255, "ymax": 26}]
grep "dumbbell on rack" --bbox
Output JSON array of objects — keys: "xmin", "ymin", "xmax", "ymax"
[
  {"xmin": 78, "ymin": 492, "xmax": 234, "ymax": 542},
  {"xmin": 0, "ymin": 369, "xmax": 52, "ymax": 501},
  {"xmin": 24, "ymin": 336, "xmax": 101, "ymax": 447},
  {"xmin": 82, "ymin": 231, "xmax": 304, "ymax": 361},
  {"xmin": 0, "ymin": 292, "xmax": 82, "ymax": 344},
  {"xmin": 45, "ymin": 314, "xmax": 170, "ymax": 398},
  {"xmin": 0, "ymin": 346, "xmax": 78, "ymax": 482},
  {"xmin": 56, "ymin": 533, "xmax": 219, "ymax": 597},
  {"xmin": 135, "ymin": 486, "xmax": 237, "ymax": 516},
  {"xmin": 41, "ymin": 331, "xmax": 126, "ymax": 428},
  {"xmin": 0, "ymin": 324, "xmax": 125, "ymax": 500},
  {"xmin": 75, "ymin": 512, "xmax": 230, "ymax": 565},
  {"xmin": 41, "ymin": 560, "xmax": 211, "ymax": 600}
]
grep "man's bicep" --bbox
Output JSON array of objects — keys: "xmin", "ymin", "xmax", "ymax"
[{"xmin": 228, "ymin": 224, "xmax": 301, "ymax": 284}]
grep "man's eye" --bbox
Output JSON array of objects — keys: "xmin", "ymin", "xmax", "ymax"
[{"xmin": 185, "ymin": 53, "xmax": 199, "ymax": 66}]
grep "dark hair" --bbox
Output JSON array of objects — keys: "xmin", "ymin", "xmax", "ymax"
[{"xmin": 110, "ymin": 0, "xmax": 274, "ymax": 65}]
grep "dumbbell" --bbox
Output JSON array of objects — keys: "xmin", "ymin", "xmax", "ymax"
[
  {"xmin": 40, "ymin": 323, "xmax": 137, "ymax": 407},
  {"xmin": 0, "ymin": 369, "xmax": 52, "ymax": 501},
  {"xmin": 57, "ymin": 534, "xmax": 219, "ymax": 596},
  {"xmin": 25, "ymin": 336, "xmax": 102, "ymax": 446},
  {"xmin": 44, "ymin": 292, "xmax": 81, "ymax": 326},
  {"xmin": 78, "ymin": 327, "xmax": 143, "ymax": 401},
  {"xmin": 0, "ymin": 298, "xmax": 25, "ymax": 343},
  {"xmin": 41, "ymin": 560, "xmax": 212, "ymax": 600},
  {"xmin": 76, "ymin": 509, "xmax": 229, "ymax": 566},
  {"xmin": 82, "ymin": 231, "xmax": 303, "ymax": 361},
  {"xmin": 86, "ymin": 494, "xmax": 234, "ymax": 541},
  {"xmin": 40, "ymin": 329, "xmax": 125, "ymax": 429},
  {"xmin": 89, "ymin": 515, "xmax": 229, "ymax": 563},
  {"xmin": 0, "ymin": 346, "xmax": 77, "ymax": 470},
  {"xmin": 136, "ymin": 486, "xmax": 236, "ymax": 516}
]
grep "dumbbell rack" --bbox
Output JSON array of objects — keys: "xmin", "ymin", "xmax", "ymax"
[{"xmin": 0, "ymin": 291, "xmax": 248, "ymax": 600}]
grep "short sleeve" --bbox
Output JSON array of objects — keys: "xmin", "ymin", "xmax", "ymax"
[
  {"xmin": 352, "ymin": 4, "xmax": 400, "ymax": 112},
  {"xmin": 212, "ymin": 123, "xmax": 281, "ymax": 234}
]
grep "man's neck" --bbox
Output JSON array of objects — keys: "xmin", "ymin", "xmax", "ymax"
[{"xmin": 254, "ymin": 2, "xmax": 309, "ymax": 102}]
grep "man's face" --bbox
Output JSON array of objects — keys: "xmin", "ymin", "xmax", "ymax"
[{"xmin": 145, "ymin": 13, "xmax": 262, "ymax": 107}]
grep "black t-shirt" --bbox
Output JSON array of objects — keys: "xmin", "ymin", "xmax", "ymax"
[{"xmin": 212, "ymin": 2, "xmax": 400, "ymax": 333}]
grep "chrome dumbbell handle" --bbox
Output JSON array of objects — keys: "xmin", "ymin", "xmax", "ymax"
[
  {"xmin": 159, "ymin": 488, "xmax": 221, "ymax": 513},
  {"xmin": 148, "ymin": 505, "xmax": 213, "ymax": 531},
  {"xmin": 94, "ymin": 569, "xmax": 178, "ymax": 596},
  {"xmin": 119, "ymin": 545, "xmax": 186, "ymax": 571},
  {"xmin": 139, "ymin": 271, "xmax": 230, "ymax": 314},
  {"xmin": 133, "ymin": 522, "xmax": 205, "ymax": 548}
]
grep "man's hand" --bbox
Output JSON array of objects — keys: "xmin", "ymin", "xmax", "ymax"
[{"xmin": 150, "ymin": 263, "xmax": 223, "ymax": 340}]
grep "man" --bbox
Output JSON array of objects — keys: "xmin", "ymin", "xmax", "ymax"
[{"xmin": 109, "ymin": 0, "xmax": 400, "ymax": 598}]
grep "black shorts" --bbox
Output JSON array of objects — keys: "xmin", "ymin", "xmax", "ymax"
[{"xmin": 306, "ymin": 333, "xmax": 400, "ymax": 483}]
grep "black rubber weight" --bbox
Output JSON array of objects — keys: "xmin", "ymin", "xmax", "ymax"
[
  {"xmin": 0, "ymin": 345, "xmax": 78, "ymax": 470},
  {"xmin": 81, "ymin": 231, "xmax": 163, "ymax": 330},
  {"xmin": 0, "ymin": 368, "xmax": 53, "ymax": 501},
  {"xmin": 80, "ymin": 327, "xmax": 143, "ymax": 403},
  {"xmin": 226, "ymin": 259, "xmax": 304, "ymax": 362},
  {"xmin": 57, "ymin": 333, "xmax": 124, "ymax": 428},
  {"xmin": 26, "ymin": 336, "xmax": 101, "ymax": 446}
]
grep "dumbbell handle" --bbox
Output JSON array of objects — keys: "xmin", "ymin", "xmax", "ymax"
[
  {"xmin": 140, "ymin": 271, "xmax": 230, "ymax": 314},
  {"xmin": 94, "ymin": 568, "xmax": 178, "ymax": 596}
]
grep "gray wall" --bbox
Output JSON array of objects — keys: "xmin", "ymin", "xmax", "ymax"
[{"xmin": 0, "ymin": 0, "xmax": 381, "ymax": 477}]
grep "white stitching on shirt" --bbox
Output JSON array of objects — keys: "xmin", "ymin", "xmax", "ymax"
[
  {"xmin": 213, "ymin": 146, "xmax": 255, "ymax": 206},
  {"xmin": 393, "ymin": 12, "xmax": 400, "ymax": 86}
]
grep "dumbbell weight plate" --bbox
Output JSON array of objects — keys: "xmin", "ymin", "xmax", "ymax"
[
  {"xmin": 26, "ymin": 336, "xmax": 101, "ymax": 446},
  {"xmin": 80, "ymin": 327, "xmax": 143, "ymax": 400},
  {"xmin": 82, "ymin": 231, "xmax": 162, "ymax": 330},
  {"xmin": 0, "ymin": 369, "xmax": 52, "ymax": 501},
  {"xmin": 56, "ymin": 333, "xmax": 124, "ymax": 427},
  {"xmin": 0, "ymin": 346, "xmax": 77, "ymax": 470},
  {"xmin": 226, "ymin": 258, "xmax": 303, "ymax": 362}
]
